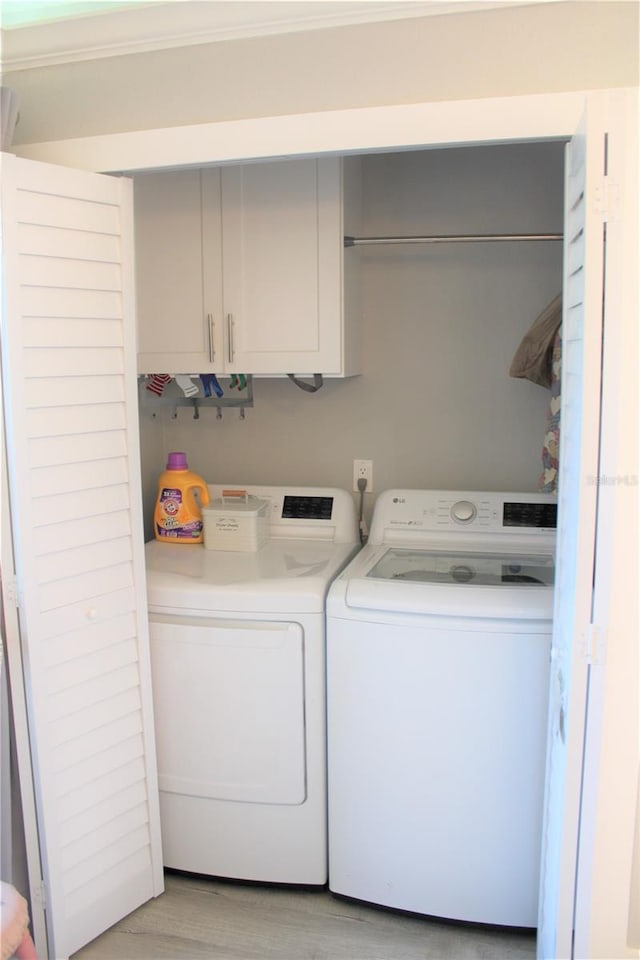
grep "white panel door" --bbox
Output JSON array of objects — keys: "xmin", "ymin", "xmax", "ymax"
[
  {"xmin": 0, "ymin": 153, "xmax": 164, "ymax": 959},
  {"xmin": 536, "ymin": 96, "xmax": 607, "ymax": 960}
]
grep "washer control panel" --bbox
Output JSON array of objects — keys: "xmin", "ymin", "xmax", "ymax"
[
  {"xmin": 370, "ymin": 489, "xmax": 557, "ymax": 543},
  {"xmin": 502, "ymin": 500, "xmax": 557, "ymax": 529},
  {"xmin": 450, "ymin": 499, "xmax": 477, "ymax": 524}
]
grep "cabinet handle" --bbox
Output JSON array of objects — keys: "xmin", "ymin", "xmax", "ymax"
[
  {"xmin": 227, "ymin": 313, "xmax": 234, "ymax": 364},
  {"xmin": 207, "ymin": 314, "xmax": 215, "ymax": 363}
]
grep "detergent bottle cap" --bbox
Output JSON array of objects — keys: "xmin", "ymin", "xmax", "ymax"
[{"xmin": 166, "ymin": 451, "xmax": 188, "ymax": 470}]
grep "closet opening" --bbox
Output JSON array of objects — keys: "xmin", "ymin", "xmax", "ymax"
[
  {"xmin": 137, "ymin": 139, "xmax": 567, "ymax": 510},
  {"xmin": 5, "ymin": 84, "xmax": 634, "ymax": 960}
]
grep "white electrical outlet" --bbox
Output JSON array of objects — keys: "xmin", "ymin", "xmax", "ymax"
[{"xmin": 353, "ymin": 459, "xmax": 373, "ymax": 492}]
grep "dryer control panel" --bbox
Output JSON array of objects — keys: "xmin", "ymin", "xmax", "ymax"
[
  {"xmin": 208, "ymin": 484, "xmax": 359, "ymax": 543},
  {"xmin": 282, "ymin": 495, "xmax": 334, "ymax": 521}
]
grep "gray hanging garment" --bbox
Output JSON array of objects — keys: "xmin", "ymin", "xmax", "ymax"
[{"xmin": 510, "ymin": 293, "xmax": 562, "ymax": 388}]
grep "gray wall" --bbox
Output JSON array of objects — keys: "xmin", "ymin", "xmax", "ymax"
[
  {"xmin": 139, "ymin": 141, "xmax": 564, "ymax": 539},
  {"xmin": 6, "ymin": 2, "xmax": 638, "ymax": 146}
]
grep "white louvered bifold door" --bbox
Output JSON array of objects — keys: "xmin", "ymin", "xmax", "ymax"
[
  {"xmin": 536, "ymin": 96, "xmax": 607, "ymax": 960},
  {"xmin": 0, "ymin": 153, "xmax": 164, "ymax": 960}
]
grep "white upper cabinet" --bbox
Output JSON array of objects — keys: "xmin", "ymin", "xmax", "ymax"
[{"xmin": 134, "ymin": 157, "xmax": 361, "ymax": 377}]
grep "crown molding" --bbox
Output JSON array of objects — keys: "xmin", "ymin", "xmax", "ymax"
[{"xmin": 1, "ymin": 1, "xmax": 535, "ymax": 72}]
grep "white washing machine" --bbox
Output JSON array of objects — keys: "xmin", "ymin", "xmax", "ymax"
[
  {"xmin": 145, "ymin": 485, "xmax": 359, "ymax": 885},
  {"xmin": 327, "ymin": 489, "xmax": 556, "ymax": 927}
]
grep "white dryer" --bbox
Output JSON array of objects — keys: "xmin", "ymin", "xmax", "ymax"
[
  {"xmin": 327, "ymin": 489, "xmax": 556, "ymax": 926},
  {"xmin": 145, "ymin": 485, "xmax": 359, "ymax": 885}
]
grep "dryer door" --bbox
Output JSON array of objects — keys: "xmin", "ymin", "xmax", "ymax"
[{"xmin": 150, "ymin": 615, "xmax": 306, "ymax": 805}]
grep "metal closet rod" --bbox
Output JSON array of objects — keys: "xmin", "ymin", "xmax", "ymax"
[{"xmin": 344, "ymin": 233, "xmax": 563, "ymax": 246}]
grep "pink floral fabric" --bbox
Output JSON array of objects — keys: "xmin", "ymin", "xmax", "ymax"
[{"xmin": 538, "ymin": 328, "xmax": 562, "ymax": 493}]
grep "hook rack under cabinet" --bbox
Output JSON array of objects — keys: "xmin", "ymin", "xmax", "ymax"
[{"xmin": 138, "ymin": 375, "xmax": 254, "ymax": 420}]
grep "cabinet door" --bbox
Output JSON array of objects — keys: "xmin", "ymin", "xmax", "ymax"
[
  {"xmin": 220, "ymin": 158, "xmax": 344, "ymax": 375},
  {"xmin": 135, "ymin": 169, "xmax": 223, "ymax": 374}
]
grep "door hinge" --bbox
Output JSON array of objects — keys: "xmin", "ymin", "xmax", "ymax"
[
  {"xmin": 4, "ymin": 576, "xmax": 21, "ymax": 608},
  {"xmin": 593, "ymin": 178, "xmax": 621, "ymax": 222},
  {"xmin": 34, "ymin": 879, "xmax": 47, "ymax": 911},
  {"xmin": 581, "ymin": 624, "xmax": 608, "ymax": 666}
]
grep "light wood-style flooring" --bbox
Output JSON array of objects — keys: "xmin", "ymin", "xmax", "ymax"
[{"xmin": 72, "ymin": 871, "xmax": 537, "ymax": 960}]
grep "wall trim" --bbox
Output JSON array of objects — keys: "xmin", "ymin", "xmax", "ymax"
[
  {"xmin": 9, "ymin": 88, "xmax": 599, "ymax": 174},
  {"xmin": 1, "ymin": 1, "xmax": 535, "ymax": 71}
]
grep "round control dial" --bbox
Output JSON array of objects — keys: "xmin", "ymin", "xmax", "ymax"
[
  {"xmin": 451, "ymin": 499, "xmax": 477, "ymax": 524},
  {"xmin": 451, "ymin": 564, "xmax": 474, "ymax": 582}
]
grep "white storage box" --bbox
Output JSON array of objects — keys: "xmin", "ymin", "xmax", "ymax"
[{"xmin": 203, "ymin": 490, "xmax": 269, "ymax": 552}]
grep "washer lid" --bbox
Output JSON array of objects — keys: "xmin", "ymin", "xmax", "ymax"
[
  {"xmin": 330, "ymin": 544, "xmax": 555, "ymax": 621},
  {"xmin": 367, "ymin": 547, "xmax": 555, "ymax": 587}
]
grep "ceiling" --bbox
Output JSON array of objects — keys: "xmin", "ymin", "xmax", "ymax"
[
  {"xmin": 0, "ymin": 0, "xmax": 533, "ymax": 29},
  {"xmin": 0, "ymin": 1, "xmax": 553, "ymax": 71},
  {"xmin": 0, "ymin": 1, "xmax": 142, "ymax": 29}
]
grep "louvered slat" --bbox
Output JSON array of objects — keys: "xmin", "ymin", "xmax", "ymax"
[
  {"xmin": 21, "ymin": 287, "xmax": 123, "ymax": 318},
  {"xmin": 30, "ymin": 456, "xmax": 128, "ymax": 497},
  {"xmin": 49, "ymin": 688, "xmax": 142, "ymax": 749},
  {"xmin": 44, "ymin": 612, "xmax": 137, "ymax": 668},
  {"xmin": 56, "ymin": 755, "xmax": 148, "ymax": 823},
  {"xmin": 26, "ymin": 375, "xmax": 125, "ymax": 406},
  {"xmin": 17, "ymin": 222, "xmax": 121, "ymax": 261},
  {"xmin": 31, "ymin": 484, "xmax": 130, "ymax": 526},
  {"xmin": 47, "ymin": 639, "xmax": 139, "ymax": 695},
  {"xmin": 23, "ymin": 318, "xmax": 125, "ymax": 349},
  {"xmin": 59, "ymin": 781, "xmax": 148, "ymax": 847},
  {"xmin": 36, "ymin": 524, "xmax": 131, "ymax": 575},
  {"xmin": 39, "ymin": 586, "xmax": 136, "ymax": 640},
  {"xmin": 38, "ymin": 562, "xmax": 134, "ymax": 611}
]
